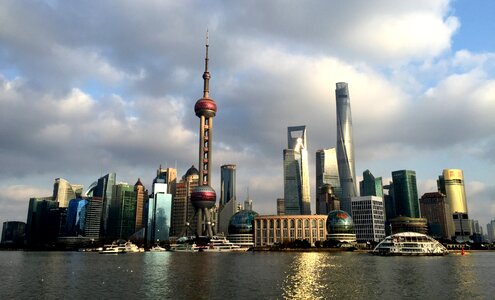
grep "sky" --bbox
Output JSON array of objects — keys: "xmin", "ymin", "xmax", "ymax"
[{"xmin": 1, "ymin": 0, "xmax": 494, "ymax": 230}]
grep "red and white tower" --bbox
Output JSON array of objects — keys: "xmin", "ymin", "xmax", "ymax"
[{"xmin": 190, "ymin": 33, "xmax": 217, "ymax": 237}]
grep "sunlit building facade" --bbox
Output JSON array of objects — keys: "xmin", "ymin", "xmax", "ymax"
[
  {"xmin": 147, "ymin": 179, "xmax": 172, "ymax": 244},
  {"xmin": 437, "ymin": 169, "xmax": 468, "ymax": 215},
  {"xmin": 254, "ymin": 215, "xmax": 327, "ymax": 247},
  {"xmin": 283, "ymin": 126, "xmax": 311, "ymax": 215},
  {"xmin": 170, "ymin": 166, "xmax": 199, "ymax": 237},
  {"xmin": 335, "ymin": 82, "xmax": 357, "ymax": 215},
  {"xmin": 316, "ymin": 148, "xmax": 342, "ymax": 215},
  {"xmin": 65, "ymin": 198, "xmax": 89, "ymax": 236},
  {"xmin": 52, "ymin": 178, "xmax": 83, "ymax": 208},
  {"xmin": 351, "ymin": 196, "xmax": 385, "ymax": 242}
]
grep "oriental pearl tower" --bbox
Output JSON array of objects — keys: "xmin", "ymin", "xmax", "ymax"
[{"xmin": 190, "ymin": 33, "xmax": 217, "ymax": 237}]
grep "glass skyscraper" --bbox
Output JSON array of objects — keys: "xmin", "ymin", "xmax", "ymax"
[
  {"xmin": 316, "ymin": 148, "xmax": 342, "ymax": 214},
  {"xmin": 359, "ymin": 169, "xmax": 383, "ymax": 198},
  {"xmin": 335, "ymin": 82, "xmax": 357, "ymax": 215},
  {"xmin": 283, "ymin": 126, "xmax": 311, "ymax": 215},
  {"xmin": 147, "ymin": 177, "xmax": 173, "ymax": 245},
  {"xmin": 392, "ymin": 170, "xmax": 420, "ymax": 218},
  {"xmin": 218, "ymin": 164, "xmax": 237, "ymax": 234}
]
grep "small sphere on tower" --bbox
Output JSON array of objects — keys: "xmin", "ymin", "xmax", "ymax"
[{"xmin": 191, "ymin": 185, "xmax": 216, "ymax": 209}]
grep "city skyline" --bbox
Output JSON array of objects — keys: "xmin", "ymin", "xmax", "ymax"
[{"xmin": 0, "ymin": 1, "xmax": 494, "ymax": 228}]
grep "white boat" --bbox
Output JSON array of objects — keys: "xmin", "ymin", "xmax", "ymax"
[
  {"xmin": 123, "ymin": 241, "xmax": 144, "ymax": 253},
  {"xmin": 99, "ymin": 244, "xmax": 126, "ymax": 254},
  {"xmin": 372, "ymin": 232, "xmax": 449, "ymax": 256},
  {"xmin": 169, "ymin": 243, "xmax": 201, "ymax": 252},
  {"xmin": 202, "ymin": 236, "xmax": 247, "ymax": 252},
  {"xmin": 150, "ymin": 245, "xmax": 167, "ymax": 252}
]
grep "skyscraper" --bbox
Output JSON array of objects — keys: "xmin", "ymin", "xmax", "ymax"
[
  {"xmin": 147, "ymin": 173, "xmax": 173, "ymax": 245},
  {"xmin": 392, "ymin": 170, "xmax": 420, "ymax": 218},
  {"xmin": 218, "ymin": 164, "xmax": 237, "ymax": 234},
  {"xmin": 335, "ymin": 82, "xmax": 357, "ymax": 215},
  {"xmin": 190, "ymin": 33, "xmax": 217, "ymax": 237},
  {"xmin": 283, "ymin": 126, "xmax": 311, "ymax": 215},
  {"xmin": 170, "ymin": 166, "xmax": 199, "ymax": 237},
  {"xmin": 107, "ymin": 183, "xmax": 137, "ymax": 240},
  {"xmin": 351, "ymin": 196, "xmax": 385, "ymax": 242},
  {"xmin": 437, "ymin": 169, "xmax": 468, "ymax": 215},
  {"xmin": 90, "ymin": 172, "xmax": 116, "ymax": 238},
  {"xmin": 52, "ymin": 178, "xmax": 83, "ymax": 208},
  {"xmin": 316, "ymin": 148, "xmax": 342, "ymax": 214},
  {"xmin": 419, "ymin": 192, "xmax": 454, "ymax": 239},
  {"xmin": 359, "ymin": 170, "xmax": 383, "ymax": 198}
]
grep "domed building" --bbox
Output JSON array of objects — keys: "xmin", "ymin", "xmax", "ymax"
[
  {"xmin": 326, "ymin": 210, "xmax": 356, "ymax": 244},
  {"xmin": 227, "ymin": 210, "xmax": 259, "ymax": 248}
]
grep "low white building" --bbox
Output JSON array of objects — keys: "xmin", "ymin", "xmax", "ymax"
[{"xmin": 351, "ymin": 196, "xmax": 386, "ymax": 242}]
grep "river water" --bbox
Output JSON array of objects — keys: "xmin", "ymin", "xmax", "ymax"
[{"xmin": 0, "ymin": 251, "xmax": 493, "ymax": 299}]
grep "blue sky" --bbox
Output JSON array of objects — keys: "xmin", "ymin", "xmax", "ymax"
[{"xmin": 0, "ymin": 0, "xmax": 494, "ymax": 231}]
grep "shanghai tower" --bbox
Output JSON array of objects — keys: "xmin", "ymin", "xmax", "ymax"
[{"xmin": 335, "ymin": 82, "xmax": 357, "ymax": 215}]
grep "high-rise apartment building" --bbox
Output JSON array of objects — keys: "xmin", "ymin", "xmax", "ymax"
[
  {"xmin": 351, "ymin": 196, "xmax": 386, "ymax": 242},
  {"xmin": 437, "ymin": 169, "xmax": 468, "ymax": 215},
  {"xmin": 283, "ymin": 126, "xmax": 311, "ymax": 215},
  {"xmin": 218, "ymin": 164, "xmax": 237, "ymax": 234},
  {"xmin": 359, "ymin": 170, "xmax": 383, "ymax": 198},
  {"xmin": 335, "ymin": 82, "xmax": 357, "ymax": 215},
  {"xmin": 316, "ymin": 148, "xmax": 342, "ymax": 214},
  {"xmin": 392, "ymin": 170, "xmax": 420, "ymax": 218},
  {"xmin": 419, "ymin": 192, "xmax": 454, "ymax": 239}
]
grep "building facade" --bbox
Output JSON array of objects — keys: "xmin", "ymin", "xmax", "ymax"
[
  {"xmin": 1, "ymin": 221, "xmax": 26, "ymax": 246},
  {"xmin": 419, "ymin": 192, "xmax": 454, "ymax": 239},
  {"xmin": 359, "ymin": 170, "xmax": 383, "ymax": 198},
  {"xmin": 52, "ymin": 178, "xmax": 83, "ymax": 208},
  {"xmin": 147, "ymin": 178, "xmax": 173, "ymax": 244},
  {"xmin": 438, "ymin": 169, "xmax": 468, "ymax": 215},
  {"xmin": 392, "ymin": 170, "xmax": 420, "ymax": 218},
  {"xmin": 283, "ymin": 126, "xmax": 311, "ymax": 215},
  {"xmin": 276, "ymin": 198, "xmax": 285, "ymax": 215},
  {"xmin": 335, "ymin": 82, "xmax": 357, "ymax": 215},
  {"xmin": 170, "ymin": 166, "xmax": 199, "ymax": 237},
  {"xmin": 316, "ymin": 148, "xmax": 342, "ymax": 215},
  {"xmin": 218, "ymin": 164, "xmax": 237, "ymax": 234},
  {"xmin": 351, "ymin": 196, "xmax": 386, "ymax": 242},
  {"xmin": 254, "ymin": 215, "xmax": 327, "ymax": 247},
  {"xmin": 107, "ymin": 183, "xmax": 137, "ymax": 240}
]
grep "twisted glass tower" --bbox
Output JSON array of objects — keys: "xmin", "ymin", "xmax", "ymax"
[{"xmin": 335, "ymin": 82, "xmax": 357, "ymax": 215}]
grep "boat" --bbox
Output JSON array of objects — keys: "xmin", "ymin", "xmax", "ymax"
[
  {"xmin": 149, "ymin": 245, "xmax": 167, "ymax": 252},
  {"xmin": 123, "ymin": 241, "xmax": 144, "ymax": 253},
  {"xmin": 371, "ymin": 232, "xmax": 449, "ymax": 256},
  {"xmin": 169, "ymin": 236, "xmax": 201, "ymax": 252},
  {"xmin": 202, "ymin": 236, "xmax": 247, "ymax": 252},
  {"xmin": 99, "ymin": 243, "xmax": 126, "ymax": 254}
]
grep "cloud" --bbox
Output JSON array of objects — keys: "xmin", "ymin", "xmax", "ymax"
[{"xmin": 0, "ymin": 0, "xmax": 493, "ymax": 228}]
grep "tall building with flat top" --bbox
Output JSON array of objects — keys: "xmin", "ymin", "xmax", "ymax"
[
  {"xmin": 359, "ymin": 170, "xmax": 383, "ymax": 198},
  {"xmin": 392, "ymin": 170, "xmax": 419, "ymax": 218},
  {"xmin": 335, "ymin": 82, "xmax": 357, "ymax": 215},
  {"xmin": 437, "ymin": 169, "xmax": 468, "ymax": 215},
  {"xmin": 218, "ymin": 164, "xmax": 237, "ymax": 234},
  {"xmin": 316, "ymin": 148, "xmax": 342, "ymax": 214},
  {"xmin": 284, "ymin": 126, "xmax": 311, "ymax": 215}
]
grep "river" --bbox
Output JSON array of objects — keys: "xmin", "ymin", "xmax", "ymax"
[{"xmin": 0, "ymin": 251, "xmax": 493, "ymax": 299}]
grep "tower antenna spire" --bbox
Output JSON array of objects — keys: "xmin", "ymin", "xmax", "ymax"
[{"xmin": 203, "ymin": 29, "xmax": 210, "ymax": 98}]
